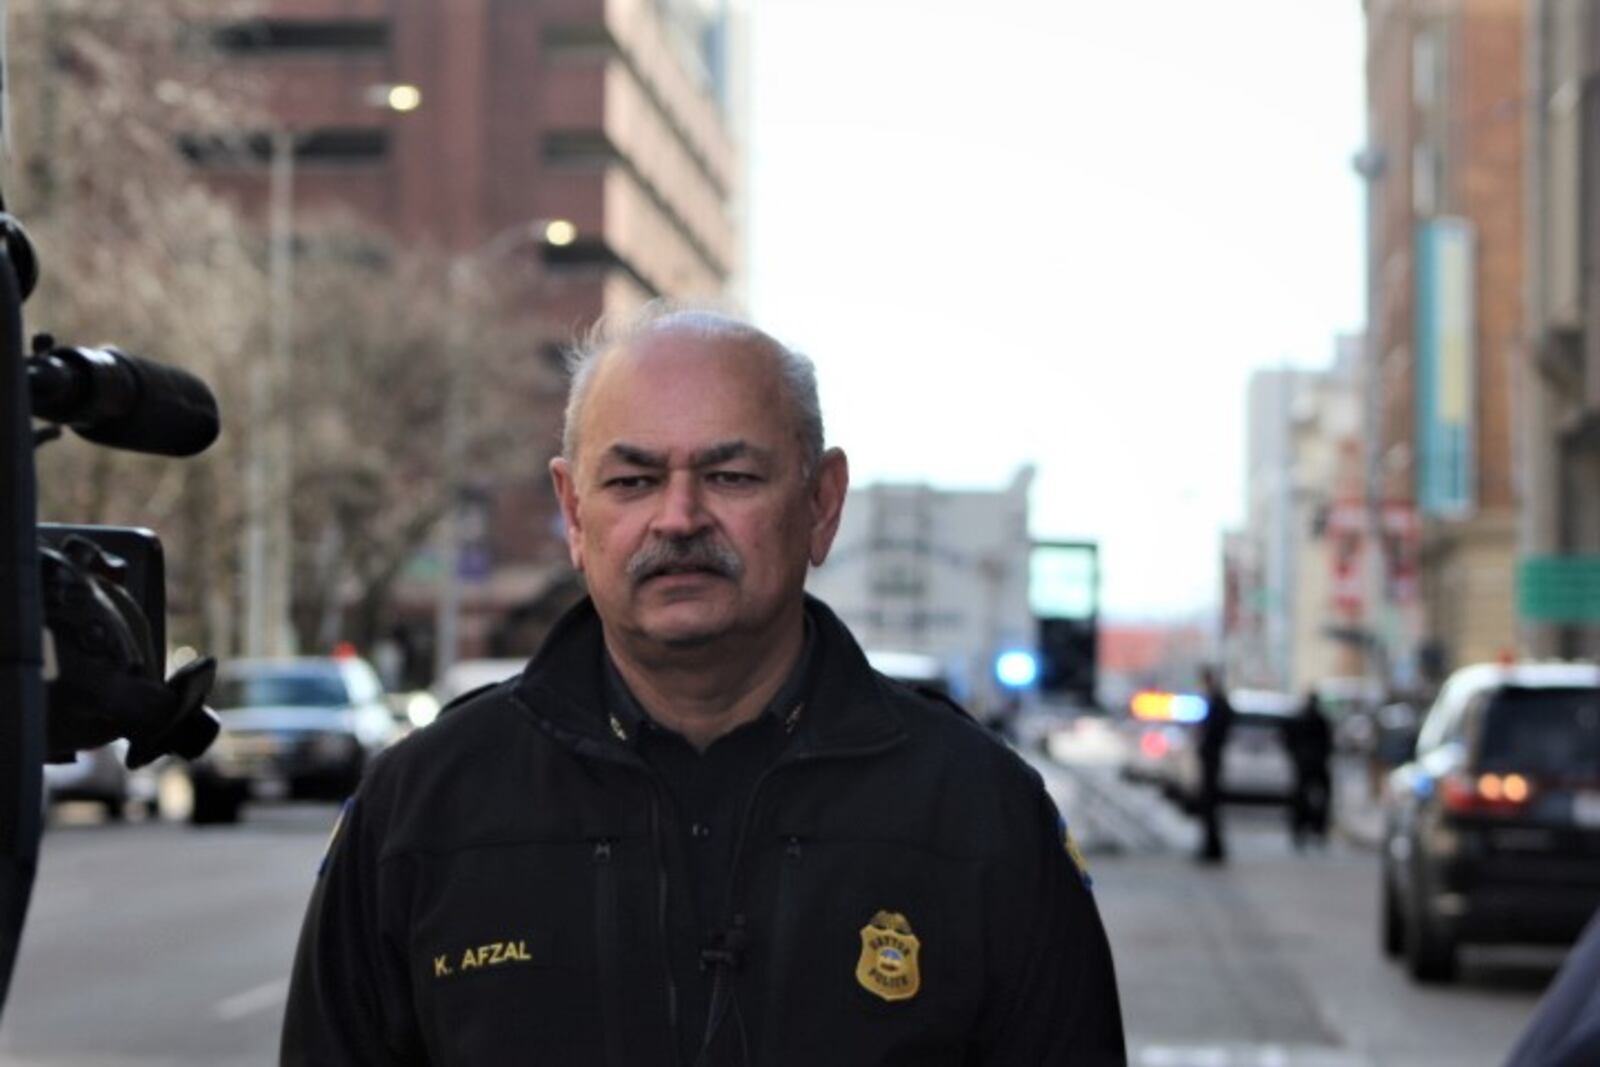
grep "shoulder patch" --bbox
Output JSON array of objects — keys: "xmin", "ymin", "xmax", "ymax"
[{"xmin": 1056, "ymin": 810, "xmax": 1092, "ymax": 891}]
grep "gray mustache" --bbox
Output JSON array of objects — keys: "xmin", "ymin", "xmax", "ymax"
[{"xmin": 626, "ymin": 536, "xmax": 745, "ymax": 584}]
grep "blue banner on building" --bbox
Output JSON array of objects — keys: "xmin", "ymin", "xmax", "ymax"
[{"xmin": 1415, "ymin": 218, "xmax": 1476, "ymax": 516}]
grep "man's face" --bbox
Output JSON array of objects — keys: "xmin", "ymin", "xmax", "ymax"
[{"xmin": 550, "ymin": 332, "xmax": 847, "ymax": 653}]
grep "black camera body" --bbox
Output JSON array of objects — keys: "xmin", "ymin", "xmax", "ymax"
[{"xmin": 37, "ymin": 524, "xmax": 218, "ymax": 768}]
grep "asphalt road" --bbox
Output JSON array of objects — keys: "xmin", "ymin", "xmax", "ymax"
[
  {"xmin": 0, "ymin": 805, "xmax": 333, "ymax": 1067},
  {"xmin": 0, "ymin": 758, "xmax": 1569, "ymax": 1066}
]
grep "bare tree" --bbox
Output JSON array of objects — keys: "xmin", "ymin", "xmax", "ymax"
[
  {"xmin": 11, "ymin": 0, "xmax": 266, "ymax": 655},
  {"xmin": 285, "ymin": 229, "xmax": 565, "ymax": 652}
]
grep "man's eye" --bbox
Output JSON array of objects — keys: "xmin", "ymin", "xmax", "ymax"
[
  {"xmin": 707, "ymin": 471, "xmax": 759, "ymax": 486},
  {"xmin": 603, "ymin": 475, "xmax": 655, "ymax": 490}
]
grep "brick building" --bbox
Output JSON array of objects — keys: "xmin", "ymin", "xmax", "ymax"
[
  {"xmin": 196, "ymin": 0, "xmax": 741, "ymax": 673},
  {"xmin": 1522, "ymin": 0, "xmax": 1600, "ymax": 654},
  {"xmin": 1358, "ymin": 0, "xmax": 1523, "ymax": 688}
]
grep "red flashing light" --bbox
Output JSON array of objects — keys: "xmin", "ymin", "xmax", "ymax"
[
  {"xmin": 1139, "ymin": 730, "xmax": 1170, "ymax": 760},
  {"xmin": 332, "ymin": 640, "xmax": 359, "ymax": 660}
]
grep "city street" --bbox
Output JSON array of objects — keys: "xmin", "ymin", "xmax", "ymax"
[{"xmin": 0, "ymin": 748, "xmax": 1564, "ymax": 1067}]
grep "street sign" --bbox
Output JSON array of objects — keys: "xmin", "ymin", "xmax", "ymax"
[{"xmin": 1518, "ymin": 555, "xmax": 1600, "ymax": 622}]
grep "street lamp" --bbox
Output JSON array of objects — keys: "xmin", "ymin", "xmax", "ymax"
[
  {"xmin": 432, "ymin": 217, "xmax": 578, "ymax": 684},
  {"xmin": 241, "ymin": 84, "xmax": 424, "ymax": 657}
]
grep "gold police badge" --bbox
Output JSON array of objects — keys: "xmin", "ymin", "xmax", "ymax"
[{"xmin": 855, "ymin": 910, "xmax": 921, "ymax": 1002}]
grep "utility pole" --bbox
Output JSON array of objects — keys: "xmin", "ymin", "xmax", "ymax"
[
  {"xmin": 243, "ymin": 129, "xmax": 297, "ymax": 657},
  {"xmin": 431, "ymin": 217, "xmax": 577, "ymax": 684},
  {"xmin": 241, "ymin": 86, "xmax": 423, "ymax": 658}
]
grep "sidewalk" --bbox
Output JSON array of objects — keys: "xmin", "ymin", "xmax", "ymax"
[{"xmin": 1333, "ymin": 755, "xmax": 1384, "ymax": 849}]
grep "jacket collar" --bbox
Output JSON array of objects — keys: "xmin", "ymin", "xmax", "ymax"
[{"xmin": 512, "ymin": 594, "xmax": 907, "ymax": 759}]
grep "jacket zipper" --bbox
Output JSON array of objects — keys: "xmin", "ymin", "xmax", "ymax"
[
  {"xmin": 592, "ymin": 838, "xmax": 626, "ymax": 1067},
  {"xmin": 756, "ymin": 836, "xmax": 805, "ymax": 1067},
  {"xmin": 534, "ymin": 718, "xmax": 682, "ymax": 1066},
  {"xmin": 704, "ymin": 732, "xmax": 903, "ymax": 1062}
]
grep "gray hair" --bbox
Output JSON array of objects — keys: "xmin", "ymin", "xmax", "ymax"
[{"xmin": 560, "ymin": 300, "xmax": 825, "ymax": 475}]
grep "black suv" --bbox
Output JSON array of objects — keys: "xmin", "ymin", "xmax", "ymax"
[{"xmin": 1381, "ymin": 663, "xmax": 1600, "ymax": 982}]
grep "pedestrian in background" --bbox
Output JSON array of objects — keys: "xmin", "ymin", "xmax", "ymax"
[
  {"xmin": 1285, "ymin": 690, "xmax": 1333, "ymax": 850},
  {"xmin": 1195, "ymin": 666, "xmax": 1235, "ymax": 864},
  {"xmin": 281, "ymin": 303, "xmax": 1126, "ymax": 1065}
]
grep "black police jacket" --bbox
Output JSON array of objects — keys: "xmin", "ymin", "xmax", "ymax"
[{"xmin": 281, "ymin": 597, "xmax": 1125, "ymax": 1066}]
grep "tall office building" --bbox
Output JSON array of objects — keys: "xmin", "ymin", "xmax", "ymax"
[{"xmin": 194, "ymin": 0, "xmax": 741, "ymax": 666}]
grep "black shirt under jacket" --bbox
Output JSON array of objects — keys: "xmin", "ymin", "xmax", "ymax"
[
  {"xmin": 600, "ymin": 620, "xmax": 814, "ymax": 1066},
  {"xmin": 280, "ymin": 595, "xmax": 1126, "ymax": 1066}
]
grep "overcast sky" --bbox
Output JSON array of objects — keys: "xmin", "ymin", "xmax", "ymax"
[{"xmin": 744, "ymin": 1, "xmax": 1366, "ymax": 620}]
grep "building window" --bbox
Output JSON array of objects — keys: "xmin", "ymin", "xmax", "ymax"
[
  {"xmin": 543, "ymin": 132, "xmax": 622, "ymax": 168},
  {"xmin": 543, "ymin": 23, "xmax": 617, "ymax": 58},
  {"xmin": 179, "ymin": 128, "xmax": 389, "ymax": 167},
  {"xmin": 213, "ymin": 19, "xmax": 390, "ymax": 55},
  {"xmin": 298, "ymin": 129, "xmax": 389, "ymax": 163},
  {"xmin": 1412, "ymin": 143, "xmax": 1440, "ymax": 217},
  {"xmin": 1411, "ymin": 28, "xmax": 1442, "ymax": 108}
]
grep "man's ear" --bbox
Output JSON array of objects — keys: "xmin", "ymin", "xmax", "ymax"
[
  {"xmin": 807, "ymin": 448, "xmax": 849, "ymax": 567},
  {"xmin": 549, "ymin": 456, "xmax": 586, "ymax": 571}
]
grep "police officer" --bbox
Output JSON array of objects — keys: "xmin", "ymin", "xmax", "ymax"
[
  {"xmin": 281, "ymin": 306, "xmax": 1126, "ymax": 1065},
  {"xmin": 1195, "ymin": 666, "xmax": 1234, "ymax": 864}
]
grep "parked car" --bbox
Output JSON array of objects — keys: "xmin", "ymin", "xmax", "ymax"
[
  {"xmin": 43, "ymin": 741, "xmax": 146, "ymax": 820},
  {"xmin": 1380, "ymin": 661, "xmax": 1600, "ymax": 982},
  {"xmin": 182, "ymin": 654, "xmax": 402, "ymax": 825}
]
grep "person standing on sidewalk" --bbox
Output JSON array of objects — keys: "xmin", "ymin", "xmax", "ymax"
[
  {"xmin": 1285, "ymin": 690, "xmax": 1333, "ymax": 850},
  {"xmin": 1194, "ymin": 666, "xmax": 1235, "ymax": 864}
]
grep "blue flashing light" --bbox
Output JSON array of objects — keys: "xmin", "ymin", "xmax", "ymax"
[
  {"xmin": 1170, "ymin": 695, "xmax": 1209, "ymax": 723},
  {"xmin": 995, "ymin": 650, "xmax": 1039, "ymax": 689}
]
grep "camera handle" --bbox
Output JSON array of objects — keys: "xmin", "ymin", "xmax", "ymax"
[{"xmin": 0, "ymin": 212, "xmax": 46, "ymax": 1021}]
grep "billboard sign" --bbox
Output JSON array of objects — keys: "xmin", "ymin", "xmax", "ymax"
[
  {"xmin": 1030, "ymin": 541, "xmax": 1098, "ymax": 699},
  {"xmin": 1028, "ymin": 542, "xmax": 1097, "ymax": 620},
  {"xmin": 1416, "ymin": 218, "xmax": 1476, "ymax": 516}
]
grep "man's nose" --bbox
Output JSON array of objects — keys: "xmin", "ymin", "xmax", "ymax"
[{"xmin": 650, "ymin": 472, "xmax": 710, "ymax": 537}]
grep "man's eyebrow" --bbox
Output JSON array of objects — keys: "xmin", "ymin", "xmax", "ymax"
[
  {"xmin": 599, "ymin": 440, "xmax": 774, "ymax": 469},
  {"xmin": 691, "ymin": 440, "xmax": 767, "ymax": 467},
  {"xmin": 603, "ymin": 443, "xmax": 667, "ymax": 468}
]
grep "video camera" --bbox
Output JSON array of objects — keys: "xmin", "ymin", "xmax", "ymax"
[
  {"xmin": 0, "ymin": 215, "xmax": 223, "ymax": 1016},
  {"xmin": 29, "ymin": 331, "xmax": 223, "ymax": 765}
]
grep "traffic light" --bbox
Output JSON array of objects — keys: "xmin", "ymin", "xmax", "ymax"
[{"xmin": 1036, "ymin": 615, "xmax": 1097, "ymax": 701}]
